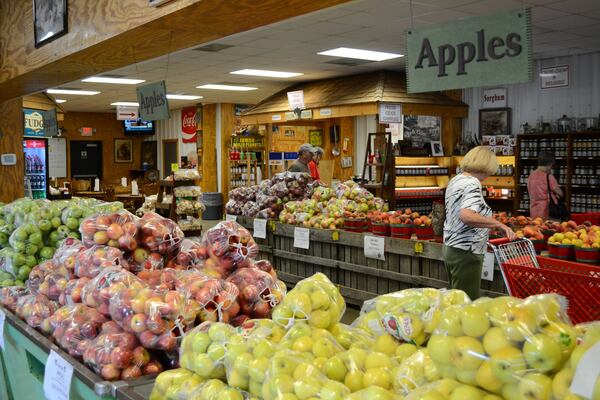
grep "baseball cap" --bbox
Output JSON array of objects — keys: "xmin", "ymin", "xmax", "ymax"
[{"xmin": 298, "ymin": 143, "xmax": 316, "ymax": 154}]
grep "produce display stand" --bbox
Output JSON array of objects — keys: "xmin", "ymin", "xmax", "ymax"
[
  {"xmin": 235, "ymin": 217, "xmax": 507, "ymax": 306},
  {"xmin": 0, "ymin": 306, "xmax": 150, "ymax": 400}
]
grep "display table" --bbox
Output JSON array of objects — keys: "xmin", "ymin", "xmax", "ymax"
[
  {"xmin": 74, "ymin": 191, "xmax": 109, "ymax": 201},
  {"xmin": 115, "ymin": 194, "xmax": 145, "ymax": 213},
  {"xmin": 235, "ymin": 217, "xmax": 507, "ymax": 306},
  {"xmin": 0, "ymin": 307, "xmax": 151, "ymax": 400}
]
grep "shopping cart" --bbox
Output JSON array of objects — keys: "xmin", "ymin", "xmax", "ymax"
[{"xmin": 489, "ymin": 237, "xmax": 600, "ymax": 324}]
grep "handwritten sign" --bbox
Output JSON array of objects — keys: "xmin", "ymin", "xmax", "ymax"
[
  {"xmin": 253, "ymin": 218, "xmax": 267, "ymax": 239},
  {"xmin": 44, "ymin": 350, "xmax": 73, "ymax": 400},
  {"xmin": 225, "ymin": 214, "xmax": 237, "ymax": 222},
  {"xmin": 482, "ymin": 253, "xmax": 495, "ymax": 281},
  {"xmin": 364, "ymin": 235, "xmax": 385, "ymax": 260},
  {"xmin": 571, "ymin": 342, "xmax": 600, "ymax": 398},
  {"xmin": 294, "ymin": 227, "xmax": 310, "ymax": 249}
]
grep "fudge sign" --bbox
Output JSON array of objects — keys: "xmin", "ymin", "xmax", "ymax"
[{"xmin": 406, "ymin": 9, "xmax": 532, "ymax": 93}]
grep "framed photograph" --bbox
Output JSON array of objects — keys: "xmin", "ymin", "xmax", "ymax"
[
  {"xmin": 403, "ymin": 115, "xmax": 441, "ymax": 148},
  {"xmin": 430, "ymin": 141, "xmax": 444, "ymax": 156},
  {"xmin": 479, "ymin": 108, "xmax": 511, "ymax": 136},
  {"xmin": 115, "ymin": 139, "xmax": 133, "ymax": 163},
  {"xmin": 141, "ymin": 141, "xmax": 157, "ymax": 169},
  {"xmin": 34, "ymin": 0, "xmax": 68, "ymax": 48},
  {"xmin": 482, "ymin": 135, "xmax": 497, "ymax": 146}
]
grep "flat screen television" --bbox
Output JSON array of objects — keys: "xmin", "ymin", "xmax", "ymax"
[{"xmin": 123, "ymin": 119, "xmax": 155, "ymax": 135}]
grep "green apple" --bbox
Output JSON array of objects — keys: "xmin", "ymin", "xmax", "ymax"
[
  {"xmin": 207, "ymin": 342, "xmax": 226, "ymax": 361},
  {"xmin": 428, "ymin": 335, "xmax": 455, "ymax": 365},
  {"xmin": 17, "ymin": 266, "xmax": 31, "ymax": 281},
  {"xmin": 363, "ymin": 368, "xmax": 392, "ymax": 390},
  {"xmin": 192, "ymin": 353, "xmax": 216, "ymax": 378},
  {"xmin": 501, "ymin": 306, "xmax": 537, "ymax": 342},
  {"xmin": 232, "ymin": 352, "xmax": 253, "ymax": 377},
  {"xmin": 461, "ymin": 304, "xmax": 490, "ymax": 337},
  {"xmin": 39, "ymin": 246, "xmax": 55, "ymax": 260},
  {"xmin": 269, "ymin": 374, "xmax": 294, "ymax": 396},
  {"xmin": 551, "ymin": 367, "xmax": 573, "ymax": 399},
  {"xmin": 38, "ymin": 219, "xmax": 51, "ymax": 232},
  {"xmin": 364, "ymin": 351, "xmax": 393, "ymax": 370},
  {"xmin": 437, "ymin": 307, "xmax": 464, "ymax": 336},
  {"xmin": 13, "ymin": 227, "xmax": 28, "ymax": 242},
  {"xmin": 490, "ymin": 346, "xmax": 526, "ymax": 383},
  {"xmin": 344, "ymin": 370, "xmax": 365, "ymax": 392},
  {"xmin": 29, "ymin": 232, "xmax": 43, "ymax": 246},
  {"xmin": 312, "ymin": 337, "xmax": 337, "ymax": 358},
  {"xmin": 25, "ymin": 255, "xmax": 37, "ymax": 267},
  {"xmin": 227, "ymin": 369, "xmax": 248, "ymax": 391},
  {"xmin": 319, "ymin": 380, "xmax": 349, "ymax": 400},
  {"xmin": 65, "ymin": 217, "xmax": 79, "ymax": 231},
  {"xmin": 208, "ymin": 322, "xmax": 233, "ymax": 342},
  {"xmin": 518, "ymin": 372, "xmax": 552, "ymax": 400},
  {"xmin": 248, "ymin": 357, "xmax": 269, "ymax": 383},
  {"xmin": 292, "ymin": 336, "xmax": 314, "ymax": 353},
  {"xmin": 219, "ymin": 387, "xmax": 243, "ymax": 400},
  {"xmin": 523, "ymin": 333, "xmax": 562, "ymax": 373},
  {"xmin": 12, "ymin": 241, "xmax": 26, "ymax": 253},
  {"xmin": 483, "ymin": 327, "xmax": 514, "ymax": 355},
  {"xmin": 476, "ymin": 361, "xmax": 503, "ymax": 394},
  {"xmin": 270, "ymin": 356, "xmax": 297, "ymax": 376},
  {"xmin": 324, "ymin": 356, "xmax": 347, "ymax": 382},
  {"xmin": 451, "ymin": 336, "xmax": 485, "ymax": 370},
  {"xmin": 51, "ymin": 217, "xmax": 61, "ymax": 229},
  {"xmin": 12, "ymin": 253, "xmax": 26, "ymax": 267},
  {"xmin": 24, "ymin": 243, "xmax": 38, "ymax": 256},
  {"xmin": 253, "ymin": 340, "xmax": 276, "ymax": 358}
]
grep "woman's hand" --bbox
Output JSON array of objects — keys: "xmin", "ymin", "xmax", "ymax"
[{"xmin": 499, "ymin": 223, "xmax": 517, "ymax": 241}]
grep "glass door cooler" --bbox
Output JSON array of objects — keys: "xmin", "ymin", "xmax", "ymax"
[{"xmin": 24, "ymin": 139, "xmax": 48, "ymax": 199}]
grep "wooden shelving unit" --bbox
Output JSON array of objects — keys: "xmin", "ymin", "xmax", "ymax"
[
  {"xmin": 155, "ymin": 177, "xmax": 202, "ymax": 236},
  {"xmin": 516, "ymin": 132, "xmax": 600, "ymax": 215},
  {"xmin": 361, "ymin": 132, "xmax": 395, "ymax": 209}
]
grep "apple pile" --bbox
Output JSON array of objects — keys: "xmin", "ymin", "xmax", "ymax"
[
  {"xmin": 41, "ymin": 304, "xmax": 107, "ymax": 356},
  {"xmin": 73, "ymin": 245, "xmax": 130, "ymax": 278},
  {"xmin": 15, "ymin": 292, "xmax": 59, "ymax": 329},
  {"xmin": 81, "ymin": 266, "xmax": 147, "ymax": 316},
  {"xmin": 50, "ymin": 237, "xmax": 85, "ymax": 276},
  {"xmin": 549, "ymin": 225, "xmax": 600, "ymax": 248},
  {"xmin": 138, "ymin": 212, "xmax": 184, "ymax": 256},
  {"xmin": 404, "ymin": 378, "xmax": 501, "ymax": 400},
  {"xmin": 353, "ymin": 288, "xmax": 470, "ymax": 346},
  {"xmin": 167, "ymin": 238, "xmax": 208, "ymax": 269},
  {"xmin": 188, "ymin": 378, "xmax": 256, "ymax": 400},
  {"xmin": 0, "ymin": 285, "xmax": 28, "ymax": 312},
  {"xmin": 27, "ymin": 260, "xmax": 72, "ymax": 297},
  {"xmin": 225, "ymin": 267, "xmax": 286, "ymax": 320},
  {"xmin": 58, "ymin": 277, "xmax": 90, "ymax": 305},
  {"xmin": 80, "ymin": 211, "xmax": 138, "ymax": 251},
  {"xmin": 271, "ymin": 272, "xmax": 345, "ymax": 330},
  {"xmin": 392, "ymin": 348, "xmax": 441, "ymax": 395},
  {"xmin": 82, "ymin": 321, "xmax": 163, "ymax": 381},
  {"xmin": 328, "ymin": 322, "xmax": 375, "ymax": 351},
  {"xmin": 346, "ymin": 386, "xmax": 403, "ymax": 400},
  {"xmin": 149, "ymin": 368, "xmax": 206, "ymax": 400},
  {"xmin": 427, "ymin": 294, "xmax": 577, "ymax": 400},
  {"xmin": 199, "ymin": 221, "xmax": 259, "ymax": 275},
  {"xmin": 128, "ymin": 248, "xmax": 164, "ymax": 272}
]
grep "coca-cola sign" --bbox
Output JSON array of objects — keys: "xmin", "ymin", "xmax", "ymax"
[{"xmin": 181, "ymin": 107, "xmax": 197, "ymax": 143}]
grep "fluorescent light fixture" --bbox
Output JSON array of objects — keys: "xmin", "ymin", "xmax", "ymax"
[
  {"xmin": 318, "ymin": 47, "xmax": 403, "ymax": 61},
  {"xmin": 166, "ymin": 94, "xmax": 203, "ymax": 100},
  {"xmin": 47, "ymin": 89, "xmax": 100, "ymax": 95},
  {"xmin": 110, "ymin": 102, "xmax": 139, "ymax": 106},
  {"xmin": 54, "ymin": 99, "xmax": 67, "ymax": 103},
  {"xmin": 230, "ymin": 69, "xmax": 303, "ymax": 78},
  {"xmin": 82, "ymin": 77, "xmax": 145, "ymax": 85},
  {"xmin": 196, "ymin": 84, "xmax": 258, "ymax": 91}
]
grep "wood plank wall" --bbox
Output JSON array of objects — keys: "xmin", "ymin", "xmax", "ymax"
[
  {"xmin": 201, "ymin": 104, "xmax": 217, "ymax": 193},
  {"xmin": 0, "ymin": 99, "xmax": 24, "ymax": 202}
]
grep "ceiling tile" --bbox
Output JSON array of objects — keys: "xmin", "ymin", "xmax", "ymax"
[
  {"xmin": 535, "ymin": 14, "xmax": 599, "ymax": 30},
  {"xmin": 302, "ymin": 21, "xmax": 361, "ymax": 35},
  {"xmin": 453, "ymin": 0, "xmax": 524, "ymax": 15},
  {"xmin": 524, "ymin": 0, "xmax": 565, "ymax": 5},
  {"xmin": 534, "ymin": 31, "xmax": 583, "ymax": 43},
  {"xmin": 329, "ymin": 12, "xmax": 376, "ymax": 26},
  {"xmin": 531, "ymin": 6, "xmax": 570, "ymax": 22},
  {"xmin": 565, "ymin": 24, "xmax": 600, "ymax": 36},
  {"xmin": 547, "ymin": 0, "xmax": 600, "ymax": 14}
]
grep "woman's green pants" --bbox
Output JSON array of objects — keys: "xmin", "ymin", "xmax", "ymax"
[{"xmin": 442, "ymin": 245, "xmax": 484, "ymax": 300}]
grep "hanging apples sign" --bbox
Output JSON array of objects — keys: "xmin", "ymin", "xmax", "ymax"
[
  {"xmin": 136, "ymin": 80, "xmax": 170, "ymax": 121},
  {"xmin": 181, "ymin": 107, "xmax": 197, "ymax": 143},
  {"xmin": 406, "ymin": 9, "xmax": 532, "ymax": 93}
]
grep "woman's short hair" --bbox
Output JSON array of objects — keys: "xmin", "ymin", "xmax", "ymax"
[
  {"xmin": 460, "ymin": 146, "xmax": 499, "ymax": 176},
  {"xmin": 537, "ymin": 151, "xmax": 555, "ymax": 167},
  {"xmin": 314, "ymin": 147, "xmax": 324, "ymax": 155}
]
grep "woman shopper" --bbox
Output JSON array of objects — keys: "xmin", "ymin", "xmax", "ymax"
[
  {"xmin": 308, "ymin": 147, "xmax": 323, "ymax": 181},
  {"xmin": 527, "ymin": 151, "xmax": 564, "ymax": 220},
  {"xmin": 443, "ymin": 146, "xmax": 515, "ymax": 299}
]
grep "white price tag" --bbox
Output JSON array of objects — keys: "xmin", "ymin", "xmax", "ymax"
[
  {"xmin": 481, "ymin": 253, "xmax": 495, "ymax": 281},
  {"xmin": 44, "ymin": 350, "xmax": 73, "ymax": 400},
  {"xmin": 253, "ymin": 218, "xmax": 267, "ymax": 239},
  {"xmin": 571, "ymin": 342, "xmax": 600, "ymax": 398},
  {"xmin": 0, "ymin": 309, "xmax": 5, "ymax": 350},
  {"xmin": 294, "ymin": 227, "xmax": 310, "ymax": 249},
  {"xmin": 364, "ymin": 235, "xmax": 385, "ymax": 261},
  {"xmin": 225, "ymin": 214, "xmax": 237, "ymax": 222}
]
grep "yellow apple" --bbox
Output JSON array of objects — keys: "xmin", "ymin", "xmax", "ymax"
[
  {"xmin": 364, "ymin": 351, "xmax": 393, "ymax": 370},
  {"xmin": 428, "ymin": 335, "xmax": 456, "ymax": 365},
  {"xmin": 483, "ymin": 327, "xmax": 515, "ymax": 355},
  {"xmin": 461, "ymin": 304, "xmax": 491, "ymax": 337},
  {"xmin": 373, "ymin": 333, "xmax": 398, "ymax": 356},
  {"xmin": 522, "ymin": 333, "xmax": 563, "ymax": 373},
  {"xmin": 448, "ymin": 384, "xmax": 485, "ymax": 400},
  {"xmin": 487, "ymin": 296, "xmax": 521, "ymax": 326},
  {"xmin": 489, "ymin": 346, "xmax": 526, "ymax": 383},
  {"xmin": 363, "ymin": 368, "xmax": 392, "ymax": 390},
  {"xmin": 323, "ymin": 356, "xmax": 347, "ymax": 382},
  {"xmin": 344, "ymin": 370, "xmax": 365, "ymax": 392},
  {"xmin": 517, "ymin": 372, "xmax": 552, "ymax": 400},
  {"xmin": 551, "ymin": 367, "xmax": 573, "ymax": 399},
  {"xmin": 501, "ymin": 306, "xmax": 537, "ymax": 342},
  {"xmin": 451, "ymin": 336, "xmax": 485, "ymax": 370},
  {"xmin": 476, "ymin": 361, "xmax": 503, "ymax": 393}
]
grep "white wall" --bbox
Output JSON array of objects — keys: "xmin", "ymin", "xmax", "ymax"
[
  {"xmin": 462, "ymin": 52, "xmax": 600, "ymax": 142},
  {"xmin": 147, "ymin": 108, "xmax": 198, "ymax": 178},
  {"xmin": 354, "ymin": 115, "xmax": 378, "ymax": 177}
]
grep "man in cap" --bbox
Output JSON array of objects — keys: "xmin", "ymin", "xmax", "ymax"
[{"xmin": 288, "ymin": 143, "xmax": 315, "ymax": 174}]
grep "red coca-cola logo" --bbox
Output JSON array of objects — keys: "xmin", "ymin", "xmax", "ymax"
[
  {"xmin": 182, "ymin": 114, "xmax": 195, "ymax": 128},
  {"xmin": 181, "ymin": 107, "xmax": 197, "ymax": 143}
]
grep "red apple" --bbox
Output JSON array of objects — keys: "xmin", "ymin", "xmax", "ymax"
[
  {"xmin": 121, "ymin": 365, "xmax": 142, "ymax": 380},
  {"xmin": 132, "ymin": 347, "xmax": 150, "ymax": 366},
  {"xmin": 142, "ymin": 360, "xmax": 163, "ymax": 375},
  {"xmin": 110, "ymin": 347, "xmax": 133, "ymax": 368},
  {"xmin": 100, "ymin": 364, "xmax": 121, "ymax": 381},
  {"xmin": 106, "ymin": 223, "xmax": 124, "ymax": 240}
]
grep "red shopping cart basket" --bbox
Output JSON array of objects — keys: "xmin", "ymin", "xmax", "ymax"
[{"xmin": 490, "ymin": 238, "xmax": 600, "ymax": 324}]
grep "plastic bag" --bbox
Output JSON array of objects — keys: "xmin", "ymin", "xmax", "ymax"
[
  {"xmin": 225, "ymin": 200, "xmax": 244, "ymax": 216},
  {"xmin": 426, "ymin": 294, "xmax": 576, "ymax": 397},
  {"xmin": 0, "ymin": 285, "xmax": 28, "ymax": 312},
  {"xmin": 82, "ymin": 266, "xmax": 147, "ymax": 316},
  {"xmin": 74, "ymin": 245, "xmax": 130, "ymax": 278},
  {"xmin": 82, "ymin": 322, "xmax": 163, "ymax": 380},
  {"xmin": 150, "ymin": 368, "xmax": 205, "ymax": 400},
  {"xmin": 178, "ymin": 217, "xmax": 203, "ymax": 233},
  {"xmin": 271, "ymin": 272, "xmax": 345, "ymax": 330},
  {"xmin": 345, "ymin": 386, "xmax": 403, "ymax": 400},
  {"xmin": 404, "ymin": 378, "xmax": 502, "ymax": 400},
  {"xmin": 128, "ymin": 249, "xmax": 164, "ymax": 272},
  {"xmin": 15, "ymin": 293, "xmax": 59, "ymax": 330},
  {"xmin": 79, "ymin": 210, "xmax": 139, "ymax": 251},
  {"xmin": 27, "ymin": 260, "xmax": 70, "ymax": 293},
  {"xmin": 391, "ymin": 348, "xmax": 441, "ymax": 395},
  {"xmin": 109, "ymin": 286, "xmax": 200, "ymax": 352},
  {"xmin": 241, "ymin": 201, "xmax": 260, "ymax": 218},
  {"xmin": 174, "ymin": 168, "xmax": 200, "ymax": 181},
  {"xmin": 175, "ymin": 198, "xmax": 205, "ymax": 215},
  {"xmin": 139, "ymin": 212, "xmax": 184, "ymax": 256},
  {"xmin": 230, "ymin": 186, "xmax": 257, "ymax": 202},
  {"xmin": 51, "ymin": 237, "xmax": 85, "ymax": 274},
  {"xmin": 42, "ymin": 304, "xmax": 107, "ymax": 355},
  {"xmin": 201, "ymin": 221, "xmax": 259, "ymax": 271},
  {"xmin": 59, "ymin": 277, "xmax": 90, "ymax": 305},
  {"xmin": 352, "ymin": 288, "xmax": 470, "ymax": 346},
  {"xmin": 328, "ymin": 322, "xmax": 375, "ymax": 350},
  {"xmin": 169, "ymin": 239, "xmax": 208, "ymax": 269},
  {"xmin": 226, "ymin": 267, "xmax": 285, "ymax": 319},
  {"xmin": 188, "ymin": 379, "xmax": 256, "ymax": 400},
  {"xmin": 174, "ymin": 186, "xmax": 202, "ymax": 198}
]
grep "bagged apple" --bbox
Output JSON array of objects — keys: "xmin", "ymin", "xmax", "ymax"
[
  {"xmin": 404, "ymin": 378, "xmax": 502, "ymax": 400},
  {"xmin": 138, "ymin": 212, "xmax": 184, "ymax": 256},
  {"xmin": 42, "ymin": 304, "xmax": 107, "ymax": 356},
  {"xmin": 27, "ymin": 260, "xmax": 72, "ymax": 295},
  {"xmin": 15, "ymin": 292, "xmax": 59, "ymax": 330},
  {"xmin": 427, "ymin": 294, "xmax": 576, "ymax": 398},
  {"xmin": 82, "ymin": 321, "xmax": 162, "ymax": 381},
  {"xmin": 201, "ymin": 221, "xmax": 259, "ymax": 271},
  {"xmin": 168, "ymin": 238, "xmax": 208, "ymax": 269},
  {"xmin": 149, "ymin": 368, "xmax": 206, "ymax": 400},
  {"xmin": 345, "ymin": 386, "xmax": 403, "ymax": 400},
  {"xmin": 188, "ymin": 379, "xmax": 257, "ymax": 400},
  {"xmin": 128, "ymin": 248, "xmax": 164, "ymax": 273},
  {"xmin": 174, "ymin": 185, "xmax": 203, "ymax": 198},
  {"xmin": 352, "ymin": 288, "xmax": 470, "ymax": 346},
  {"xmin": 137, "ymin": 268, "xmax": 180, "ymax": 290},
  {"xmin": 82, "ymin": 266, "xmax": 147, "ymax": 316},
  {"xmin": 74, "ymin": 244, "xmax": 130, "ymax": 278},
  {"xmin": 391, "ymin": 348, "xmax": 441, "ymax": 395},
  {"xmin": 271, "ymin": 272, "xmax": 345, "ymax": 330},
  {"xmin": 328, "ymin": 322, "xmax": 375, "ymax": 350},
  {"xmin": 175, "ymin": 198, "xmax": 205, "ymax": 215},
  {"xmin": 80, "ymin": 210, "xmax": 139, "ymax": 251},
  {"xmin": 51, "ymin": 237, "xmax": 85, "ymax": 275},
  {"xmin": 180, "ymin": 321, "xmax": 237, "ymax": 379},
  {"xmin": 58, "ymin": 277, "xmax": 90, "ymax": 305},
  {"xmin": 0, "ymin": 285, "xmax": 29, "ymax": 312},
  {"xmin": 226, "ymin": 267, "xmax": 286, "ymax": 319}
]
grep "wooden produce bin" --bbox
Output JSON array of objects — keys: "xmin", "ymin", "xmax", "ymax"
[
  {"xmin": 0, "ymin": 307, "xmax": 151, "ymax": 400},
  {"xmin": 236, "ymin": 217, "xmax": 507, "ymax": 306}
]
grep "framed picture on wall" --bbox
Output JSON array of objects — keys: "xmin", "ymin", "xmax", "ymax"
[
  {"xmin": 34, "ymin": 0, "xmax": 68, "ymax": 48},
  {"xmin": 430, "ymin": 141, "xmax": 444, "ymax": 156},
  {"xmin": 141, "ymin": 141, "xmax": 157, "ymax": 169},
  {"xmin": 115, "ymin": 139, "xmax": 133, "ymax": 163},
  {"xmin": 402, "ymin": 115, "xmax": 441, "ymax": 148},
  {"xmin": 479, "ymin": 108, "xmax": 512, "ymax": 136}
]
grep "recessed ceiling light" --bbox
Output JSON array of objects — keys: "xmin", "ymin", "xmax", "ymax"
[
  {"xmin": 166, "ymin": 94, "xmax": 203, "ymax": 100},
  {"xmin": 47, "ymin": 89, "xmax": 100, "ymax": 95},
  {"xmin": 317, "ymin": 47, "xmax": 403, "ymax": 61},
  {"xmin": 82, "ymin": 77, "xmax": 145, "ymax": 84},
  {"xmin": 54, "ymin": 99, "xmax": 67, "ymax": 103},
  {"xmin": 110, "ymin": 102, "xmax": 139, "ymax": 106},
  {"xmin": 230, "ymin": 69, "xmax": 304, "ymax": 78},
  {"xmin": 196, "ymin": 84, "xmax": 258, "ymax": 91}
]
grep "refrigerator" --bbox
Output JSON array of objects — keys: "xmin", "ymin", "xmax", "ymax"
[{"xmin": 24, "ymin": 139, "xmax": 48, "ymax": 199}]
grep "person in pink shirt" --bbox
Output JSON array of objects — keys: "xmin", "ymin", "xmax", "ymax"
[{"xmin": 527, "ymin": 151, "xmax": 563, "ymax": 220}]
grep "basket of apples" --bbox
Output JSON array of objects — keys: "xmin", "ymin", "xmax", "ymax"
[
  {"xmin": 515, "ymin": 225, "xmax": 546, "ymax": 254},
  {"xmin": 547, "ymin": 231, "xmax": 577, "ymax": 260},
  {"xmin": 412, "ymin": 215, "xmax": 434, "ymax": 240},
  {"xmin": 369, "ymin": 211, "xmax": 391, "ymax": 237},
  {"xmin": 389, "ymin": 210, "xmax": 414, "ymax": 239},
  {"xmin": 572, "ymin": 225, "xmax": 600, "ymax": 264}
]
